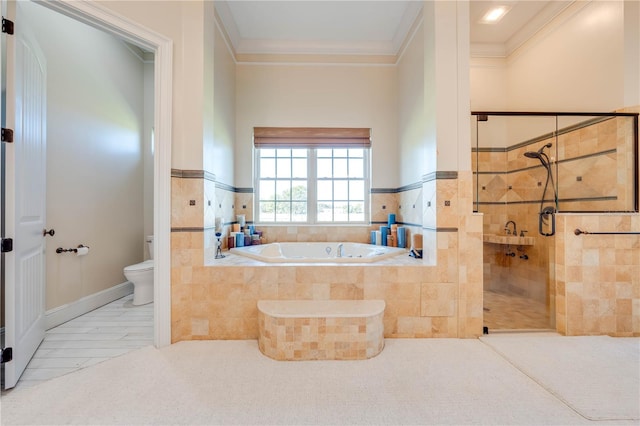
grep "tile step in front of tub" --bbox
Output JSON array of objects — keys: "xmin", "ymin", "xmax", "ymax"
[{"xmin": 257, "ymin": 299, "xmax": 385, "ymax": 361}]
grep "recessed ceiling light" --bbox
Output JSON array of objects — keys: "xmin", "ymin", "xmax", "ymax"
[{"xmin": 479, "ymin": 5, "xmax": 511, "ymax": 24}]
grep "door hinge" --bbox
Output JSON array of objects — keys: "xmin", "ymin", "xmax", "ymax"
[
  {"xmin": 2, "ymin": 17, "xmax": 14, "ymax": 35},
  {"xmin": 1, "ymin": 347, "xmax": 13, "ymax": 364},
  {"xmin": 1, "ymin": 128, "xmax": 14, "ymax": 143},
  {"xmin": 1, "ymin": 238, "xmax": 13, "ymax": 253}
]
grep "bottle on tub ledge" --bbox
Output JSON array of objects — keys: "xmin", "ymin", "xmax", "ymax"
[
  {"xmin": 369, "ymin": 213, "xmax": 406, "ymax": 248},
  {"xmin": 229, "ymin": 226, "xmax": 263, "ymax": 248},
  {"xmin": 380, "ymin": 225, "xmax": 389, "ymax": 246},
  {"xmin": 380, "ymin": 212, "xmax": 395, "ymax": 246},
  {"xmin": 409, "ymin": 233, "xmax": 423, "ymax": 258},
  {"xmin": 246, "ymin": 225, "xmax": 263, "ymax": 245},
  {"xmin": 387, "ymin": 213, "xmax": 398, "ymax": 247}
]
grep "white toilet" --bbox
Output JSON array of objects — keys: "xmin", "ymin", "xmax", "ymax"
[{"xmin": 124, "ymin": 236, "xmax": 154, "ymax": 306}]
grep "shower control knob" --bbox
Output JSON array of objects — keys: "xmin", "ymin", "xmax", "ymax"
[{"xmin": 43, "ymin": 229, "xmax": 55, "ymax": 237}]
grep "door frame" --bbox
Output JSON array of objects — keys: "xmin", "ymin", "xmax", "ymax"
[{"xmin": 38, "ymin": 0, "xmax": 173, "ymax": 347}]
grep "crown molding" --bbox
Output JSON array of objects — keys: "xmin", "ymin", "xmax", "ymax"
[
  {"xmin": 396, "ymin": 7, "xmax": 424, "ymax": 64},
  {"xmin": 470, "ymin": 57, "xmax": 507, "ymax": 68},
  {"xmin": 235, "ymin": 38, "xmax": 397, "ymax": 56},
  {"xmin": 214, "ymin": 0, "xmax": 424, "ymax": 65},
  {"xmin": 213, "ymin": 0, "xmax": 240, "ymax": 54},
  {"xmin": 235, "ymin": 53, "xmax": 396, "ymax": 66},
  {"xmin": 471, "ymin": 1, "xmax": 575, "ymax": 59},
  {"xmin": 504, "ymin": 1, "xmax": 574, "ymax": 56},
  {"xmin": 507, "ymin": 1, "xmax": 587, "ymax": 63},
  {"xmin": 470, "ymin": 43, "xmax": 507, "ymax": 58},
  {"xmin": 391, "ymin": 0, "xmax": 423, "ymax": 54}
]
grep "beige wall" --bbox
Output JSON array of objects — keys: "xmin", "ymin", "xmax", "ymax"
[
  {"xmin": 423, "ymin": 1, "xmax": 471, "ymax": 174},
  {"xmin": 624, "ymin": 0, "xmax": 640, "ymax": 106},
  {"xmin": 469, "ymin": 58, "xmax": 507, "ymax": 112},
  {"xmin": 397, "ymin": 19, "xmax": 425, "ymax": 186},
  {"xmin": 507, "ymin": 1, "xmax": 624, "ymax": 112},
  {"xmin": 235, "ymin": 63, "xmax": 398, "ymax": 188},
  {"xmin": 23, "ymin": 2, "xmax": 150, "ymax": 310},
  {"xmin": 202, "ymin": 1, "xmax": 215, "ymax": 176},
  {"xmin": 210, "ymin": 20, "xmax": 236, "ymax": 185}
]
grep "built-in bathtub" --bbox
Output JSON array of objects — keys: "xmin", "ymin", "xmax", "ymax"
[
  {"xmin": 183, "ymin": 235, "xmax": 483, "ymax": 340},
  {"xmin": 231, "ymin": 242, "xmax": 405, "ymax": 263}
]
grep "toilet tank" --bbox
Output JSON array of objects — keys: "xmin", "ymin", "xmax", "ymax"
[{"xmin": 146, "ymin": 235, "xmax": 154, "ymax": 260}]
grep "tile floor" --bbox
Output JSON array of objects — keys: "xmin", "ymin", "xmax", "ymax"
[
  {"xmin": 483, "ymin": 289, "xmax": 552, "ymax": 331},
  {"xmin": 14, "ymin": 294, "xmax": 153, "ymax": 390}
]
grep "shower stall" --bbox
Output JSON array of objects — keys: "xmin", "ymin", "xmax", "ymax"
[{"xmin": 472, "ymin": 112, "xmax": 639, "ymax": 332}]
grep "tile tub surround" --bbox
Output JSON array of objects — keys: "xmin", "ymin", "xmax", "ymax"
[
  {"xmin": 173, "ymin": 251, "xmax": 449, "ymax": 340},
  {"xmin": 170, "ymin": 171, "xmax": 484, "ymax": 343},
  {"xmin": 257, "ymin": 299, "xmax": 385, "ymax": 360},
  {"xmin": 171, "ymin": 229, "xmax": 483, "ymax": 342}
]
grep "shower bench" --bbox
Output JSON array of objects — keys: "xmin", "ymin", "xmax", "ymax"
[{"xmin": 257, "ymin": 299, "xmax": 385, "ymax": 361}]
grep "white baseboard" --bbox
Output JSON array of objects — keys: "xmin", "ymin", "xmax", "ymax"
[{"xmin": 45, "ymin": 282, "xmax": 134, "ymax": 330}]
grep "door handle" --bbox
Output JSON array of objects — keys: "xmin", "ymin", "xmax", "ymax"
[{"xmin": 43, "ymin": 229, "xmax": 55, "ymax": 237}]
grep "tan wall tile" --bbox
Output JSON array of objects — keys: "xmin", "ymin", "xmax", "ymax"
[{"xmin": 421, "ymin": 282, "xmax": 457, "ymax": 317}]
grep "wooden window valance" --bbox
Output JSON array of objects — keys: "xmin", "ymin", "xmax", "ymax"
[{"xmin": 253, "ymin": 127, "xmax": 371, "ymax": 148}]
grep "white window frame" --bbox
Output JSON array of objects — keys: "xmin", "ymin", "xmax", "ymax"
[{"xmin": 254, "ymin": 147, "xmax": 370, "ymax": 225}]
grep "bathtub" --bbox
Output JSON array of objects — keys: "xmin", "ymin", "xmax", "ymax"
[{"xmin": 231, "ymin": 242, "xmax": 405, "ymax": 263}]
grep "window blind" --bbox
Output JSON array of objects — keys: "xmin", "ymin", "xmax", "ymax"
[{"xmin": 253, "ymin": 127, "xmax": 371, "ymax": 148}]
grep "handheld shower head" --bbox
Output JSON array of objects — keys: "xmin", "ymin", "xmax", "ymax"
[
  {"xmin": 523, "ymin": 142, "xmax": 558, "ymax": 232},
  {"xmin": 524, "ymin": 142, "xmax": 552, "ymax": 159},
  {"xmin": 524, "ymin": 151, "xmax": 542, "ymax": 159},
  {"xmin": 540, "ymin": 142, "xmax": 553, "ymax": 152},
  {"xmin": 524, "ymin": 142, "xmax": 553, "ymax": 166}
]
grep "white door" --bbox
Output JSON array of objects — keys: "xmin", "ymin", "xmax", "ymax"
[{"xmin": 2, "ymin": 0, "xmax": 47, "ymax": 389}]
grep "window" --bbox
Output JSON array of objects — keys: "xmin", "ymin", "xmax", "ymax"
[
  {"xmin": 254, "ymin": 128, "xmax": 370, "ymax": 224},
  {"xmin": 257, "ymin": 148, "xmax": 308, "ymax": 222},
  {"xmin": 316, "ymin": 148, "xmax": 366, "ymax": 222}
]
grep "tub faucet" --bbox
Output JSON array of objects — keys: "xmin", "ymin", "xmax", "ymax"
[
  {"xmin": 505, "ymin": 220, "xmax": 517, "ymax": 235},
  {"xmin": 337, "ymin": 243, "xmax": 344, "ymax": 258}
]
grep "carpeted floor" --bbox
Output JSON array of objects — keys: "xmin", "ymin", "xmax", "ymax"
[
  {"xmin": 480, "ymin": 333, "xmax": 640, "ymax": 421},
  {"xmin": 1, "ymin": 335, "xmax": 638, "ymax": 425}
]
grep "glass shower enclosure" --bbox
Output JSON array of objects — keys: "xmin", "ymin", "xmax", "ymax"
[{"xmin": 471, "ymin": 112, "xmax": 639, "ymax": 331}]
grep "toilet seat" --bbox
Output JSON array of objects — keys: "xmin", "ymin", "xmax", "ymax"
[{"xmin": 124, "ymin": 260, "xmax": 154, "ymax": 273}]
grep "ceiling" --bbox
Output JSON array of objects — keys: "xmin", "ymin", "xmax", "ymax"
[{"xmin": 215, "ymin": 0, "xmax": 573, "ymax": 59}]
